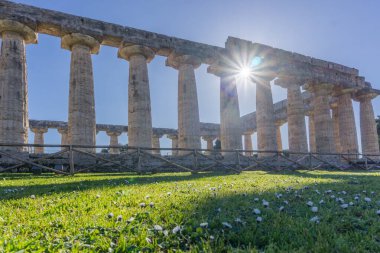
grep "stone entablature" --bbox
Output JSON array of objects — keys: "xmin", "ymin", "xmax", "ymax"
[{"xmin": 0, "ymin": 0, "xmax": 370, "ymax": 87}]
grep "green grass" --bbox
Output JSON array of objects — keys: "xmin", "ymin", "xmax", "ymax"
[{"xmin": 0, "ymin": 170, "xmax": 380, "ymax": 252}]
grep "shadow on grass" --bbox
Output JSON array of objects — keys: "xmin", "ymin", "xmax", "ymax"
[{"xmin": 0, "ymin": 171, "xmax": 229, "ymax": 201}]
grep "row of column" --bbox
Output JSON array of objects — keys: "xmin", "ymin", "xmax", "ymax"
[{"xmin": 0, "ymin": 19, "xmax": 379, "ymax": 157}]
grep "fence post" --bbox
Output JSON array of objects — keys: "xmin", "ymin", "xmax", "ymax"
[
  {"xmin": 192, "ymin": 149, "xmax": 198, "ymax": 173},
  {"xmin": 69, "ymin": 145, "xmax": 75, "ymax": 175}
]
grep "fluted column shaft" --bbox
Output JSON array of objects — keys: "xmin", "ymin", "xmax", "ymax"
[
  {"xmin": 118, "ymin": 45, "xmax": 155, "ymax": 148},
  {"xmin": 57, "ymin": 128, "xmax": 68, "ymax": 150},
  {"xmin": 331, "ymin": 104, "xmax": 341, "ymax": 153},
  {"xmin": 243, "ymin": 132, "xmax": 253, "ymax": 156},
  {"xmin": 167, "ymin": 135, "xmax": 178, "ymax": 156},
  {"xmin": 337, "ymin": 93, "xmax": 358, "ymax": 154},
  {"xmin": 31, "ymin": 128, "xmax": 48, "ymax": 153},
  {"xmin": 202, "ymin": 136, "xmax": 215, "ymax": 155},
  {"xmin": 167, "ymin": 54, "xmax": 201, "ymax": 154},
  {"xmin": 107, "ymin": 131, "xmax": 122, "ymax": 154},
  {"xmin": 285, "ymin": 84, "xmax": 308, "ymax": 152},
  {"xmin": 308, "ymin": 84, "xmax": 335, "ymax": 154},
  {"xmin": 275, "ymin": 123, "xmax": 283, "ymax": 152},
  {"xmin": 0, "ymin": 20, "xmax": 37, "ymax": 148},
  {"xmin": 308, "ymin": 113, "xmax": 316, "ymax": 153},
  {"xmin": 256, "ymin": 79, "xmax": 277, "ymax": 157},
  {"xmin": 357, "ymin": 94, "xmax": 379, "ymax": 156},
  {"xmin": 62, "ymin": 33, "xmax": 99, "ymax": 152},
  {"xmin": 152, "ymin": 134, "xmax": 161, "ymax": 155},
  {"xmin": 219, "ymin": 75, "xmax": 242, "ymax": 153}
]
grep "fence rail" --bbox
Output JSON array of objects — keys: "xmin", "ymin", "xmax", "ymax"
[{"xmin": 0, "ymin": 143, "xmax": 379, "ymax": 175}]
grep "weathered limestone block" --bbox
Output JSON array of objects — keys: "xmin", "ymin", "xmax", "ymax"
[
  {"xmin": 118, "ymin": 44, "xmax": 154, "ymax": 148},
  {"xmin": 336, "ymin": 92, "xmax": 358, "ymax": 155},
  {"xmin": 330, "ymin": 102, "xmax": 341, "ymax": 153},
  {"xmin": 277, "ymin": 79, "xmax": 308, "ymax": 153},
  {"xmin": 166, "ymin": 53, "xmax": 201, "ymax": 154},
  {"xmin": 0, "ymin": 20, "xmax": 37, "ymax": 149},
  {"xmin": 152, "ymin": 134, "xmax": 162, "ymax": 155},
  {"xmin": 202, "ymin": 135, "xmax": 216, "ymax": 155},
  {"xmin": 57, "ymin": 127, "xmax": 68, "ymax": 150},
  {"xmin": 305, "ymin": 83, "xmax": 335, "ymax": 154},
  {"xmin": 354, "ymin": 92, "xmax": 380, "ymax": 156},
  {"xmin": 243, "ymin": 131, "xmax": 253, "ymax": 156},
  {"xmin": 31, "ymin": 127, "xmax": 48, "ymax": 153},
  {"xmin": 106, "ymin": 131, "xmax": 122, "ymax": 154},
  {"xmin": 167, "ymin": 134, "xmax": 178, "ymax": 156},
  {"xmin": 62, "ymin": 33, "xmax": 99, "ymax": 152},
  {"xmin": 256, "ymin": 78, "xmax": 277, "ymax": 157}
]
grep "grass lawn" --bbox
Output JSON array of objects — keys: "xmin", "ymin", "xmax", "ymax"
[{"xmin": 0, "ymin": 170, "xmax": 379, "ymax": 252}]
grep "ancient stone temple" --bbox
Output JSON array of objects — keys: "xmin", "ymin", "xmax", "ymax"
[{"xmin": 0, "ymin": 0, "xmax": 379, "ymax": 159}]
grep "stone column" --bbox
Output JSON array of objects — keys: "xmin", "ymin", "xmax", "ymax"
[
  {"xmin": 308, "ymin": 112, "xmax": 316, "ymax": 153},
  {"xmin": 106, "ymin": 131, "xmax": 122, "ymax": 154},
  {"xmin": 276, "ymin": 79, "xmax": 308, "ymax": 153},
  {"xmin": 305, "ymin": 83, "xmax": 335, "ymax": 154},
  {"xmin": 355, "ymin": 92, "xmax": 380, "ymax": 156},
  {"xmin": 202, "ymin": 136, "xmax": 216, "ymax": 155},
  {"xmin": 256, "ymin": 77, "xmax": 277, "ymax": 157},
  {"xmin": 0, "ymin": 20, "xmax": 37, "ymax": 149},
  {"xmin": 275, "ymin": 122, "xmax": 283, "ymax": 152},
  {"xmin": 166, "ymin": 53, "xmax": 201, "ymax": 154},
  {"xmin": 167, "ymin": 134, "xmax": 179, "ymax": 156},
  {"xmin": 31, "ymin": 127, "xmax": 48, "ymax": 153},
  {"xmin": 243, "ymin": 131, "xmax": 253, "ymax": 156},
  {"xmin": 330, "ymin": 102, "xmax": 341, "ymax": 153},
  {"xmin": 61, "ymin": 33, "xmax": 100, "ymax": 152},
  {"xmin": 152, "ymin": 134, "xmax": 162, "ymax": 155},
  {"xmin": 118, "ymin": 44, "xmax": 155, "ymax": 148},
  {"xmin": 57, "ymin": 128, "xmax": 68, "ymax": 150},
  {"xmin": 336, "ymin": 91, "xmax": 359, "ymax": 155}
]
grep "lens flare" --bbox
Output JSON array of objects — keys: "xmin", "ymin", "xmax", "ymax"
[{"xmin": 250, "ymin": 56, "xmax": 262, "ymax": 67}]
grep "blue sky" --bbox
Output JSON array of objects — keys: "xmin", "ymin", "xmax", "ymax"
[{"xmin": 10, "ymin": 0, "xmax": 380, "ymax": 151}]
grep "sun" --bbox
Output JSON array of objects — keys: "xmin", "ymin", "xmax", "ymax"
[{"xmin": 239, "ymin": 66, "xmax": 252, "ymax": 79}]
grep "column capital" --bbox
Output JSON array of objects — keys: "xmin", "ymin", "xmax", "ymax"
[
  {"xmin": 0, "ymin": 19, "xmax": 37, "ymax": 44},
  {"xmin": 274, "ymin": 77, "xmax": 305, "ymax": 89},
  {"xmin": 243, "ymin": 131, "xmax": 254, "ymax": 136},
  {"xmin": 275, "ymin": 120, "xmax": 286, "ymax": 127},
  {"xmin": 202, "ymin": 135, "xmax": 217, "ymax": 142},
  {"xmin": 166, "ymin": 134, "xmax": 178, "ymax": 140},
  {"xmin": 304, "ymin": 82, "xmax": 334, "ymax": 96},
  {"xmin": 166, "ymin": 52, "xmax": 201, "ymax": 69},
  {"xmin": 353, "ymin": 90, "xmax": 379, "ymax": 102},
  {"xmin": 31, "ymin": 127, "xmax": 48, "ymax": 134},
  {"xmin": 118, "ymin": 44, "xmax": 155, "ymax": 62},
  {"xmin": 106, "ymin": 131, "xmax": 122, "ymax": 137},
  {"xmin": 207, "ymin": 62, "xmax": 235, "ymax": 78},
  {"xmin": 61, "ymin": 33, "xmax": 101, "ymax": 54},
  {"xmin": 57, "ymin": 127, "xmax": 68, "ymax": 134},
  {"xmin": 152, "ymin": 133, "xmax": 164, "ymax": 139}
]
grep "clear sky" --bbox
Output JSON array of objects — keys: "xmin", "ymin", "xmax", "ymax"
[{"xmin": 8, "ymin": 0, "xmax": 380, "ymax": 152}]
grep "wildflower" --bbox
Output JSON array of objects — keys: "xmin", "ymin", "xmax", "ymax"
[
  {"xmin": 149, "ymin": 202, "xmax": 154, "ymax": 208},
  {"xmin": 325, "ymin": 190, "xmax": 332, "ymax": 194},
  {"xmin": 307, "ymin": 201, "xmax": 313, "ymax": 207},
  {"xmin": 154, "ymin": 225, "xmax": 163, "ymax": 231},
  {"xmin": 262, "ymin": 200, "xmax": 269, "ymax": 208},
  {"xmin": 283, "ymin": 200, "xmax": 289, "ymax": 205},
  {"xmin": 341, "ymin": 204, "xmax": 348, "ymax": 209},
  {"xmin": 163, "ymin": 230, "xmax": 169, "ymax": 236},
  {"xmin": 253, "ymin": 208, "xmax": 261, "ymax": 215},
  {"xmin": 376, "ymin": 210, "xmax": 380, "ymax": 215},
  {"xmin": 139, "ymin": 202, "xmax": 146, "ymax": 208},
  {"xmin": 210, "ymin": 235, "xmax": 215, "ymax": 240},
  {"xmin": 117, "ymin": 215, "xmax": 123, "ymax": 222},
  {"xmin": 279, "ymin": 206, "xmax": 285, "ymax": 212},
  {"xmin": 96, "ymin": 194, "xmax": 100, "ymax": 198},
  {"xmin": 311, "ymin": 207, "xmax": 318, "ymax": 213},
  {"xmin": 167, "ymin": 192, "xmax": 172, "ymax": 196},
  {"xmin": 254, "ymin": 198, "xmax": 259, "ymax": 202},
  {"xmin": 107, "ymin": 213, "xmax": 114, "ymax": 219},
  {"xmin": 146, "ymin": 237, "xmax": 152, "ymax": 244},
  {"xmin": 200, "ymin": 222, "xmax": 208, "ymax": 228},
  {"xmin": 172, "ymin": 226, "xmax": 181, "ymax": 234},
  {"xmin": 319, "ymin": 200, "xmax": 325, "ymax": 205},
  {"xmin": 222, "ymin": 222, "xmax": 232, "ymax": 229},
  {"xmin": 310, "ymin": 216, "xmax": 320, "ymax": 223},
  {"xmin": 127, "ymin": 217, "xmax": 135, "ymax": 223},
  {"xmin": 256, "ymin": 217, "xmax": 263, "ymax": 222},
  {"xmin": 349, "ymin": 202, "xmax": 354, "ymax": 206},
  {"xmin": 30, "ymin": 195, "xmax": 36, "ymax": 199},
  {"xmin": 364, "ymin": 197, "xmax": 371, "ymax": 202}
]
